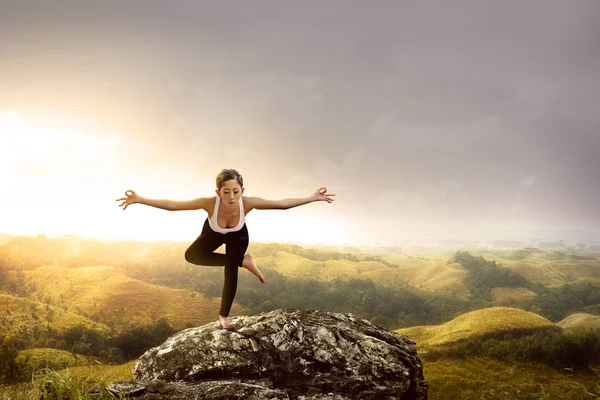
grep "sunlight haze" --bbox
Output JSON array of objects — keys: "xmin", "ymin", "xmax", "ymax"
[{"xmin": 1, "ymin": 1, "xmax": 599, "ymax": 247}]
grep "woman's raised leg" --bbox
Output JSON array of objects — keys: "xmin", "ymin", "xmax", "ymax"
[{"xmin": 184, "ymin": 219, "xmax": 226, "ymax": 266}]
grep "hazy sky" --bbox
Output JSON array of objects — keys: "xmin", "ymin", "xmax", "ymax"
[{"xmin": 1, "ymin": 1, "xmax": 599, "ymax": 246}]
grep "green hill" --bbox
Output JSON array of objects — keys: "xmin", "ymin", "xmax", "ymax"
[
  {"xmin": 20, "ymin": 265, "xmax": 245, "ymax": 330},
  {"xmin": 395, "ymin": 307, "xmax": 558, "ymax": 347}
]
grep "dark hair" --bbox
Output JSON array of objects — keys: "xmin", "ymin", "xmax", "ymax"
[{"xmin": 216, "ymin": 169, "xmax": 244, "ymax": 189}]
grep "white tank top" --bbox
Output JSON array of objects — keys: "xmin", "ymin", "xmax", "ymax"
[{"xmin": 208, "ymin": 196, "xmax": 245, "ymax": 234}]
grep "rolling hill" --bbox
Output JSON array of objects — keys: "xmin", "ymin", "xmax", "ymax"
[
  {"xmin": 490, "ymin": 287, "xmax": 537, "ymax": 304},
  {"xmin": 557, "ymin": 312, "xmax": 600, "ymax": 332},
  {"xmin": 262, "ymin": 248, "xmax": 599, "ymax": 301},
  {"xmin": 19, "ymin": 265, "xmax": 246, "ymax": 330},
  {"xmin": 255, "ymin": 250, "xmax": 470, "ymax": 298},
  {"xmin": 395, "ymin": 307, "xmax": 559, "ymax": 347},
  {"xmin": 0, "ymin": 293, "xmax": 111, "ymax": 338},
  {"xmin": 469, "ymin": 249, "xmax": 600, "ymax": 287}
]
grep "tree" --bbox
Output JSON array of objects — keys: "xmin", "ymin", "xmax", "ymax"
[{"xmin": 0, "ymin": 335, "xmax": 25, "ymax": 383}]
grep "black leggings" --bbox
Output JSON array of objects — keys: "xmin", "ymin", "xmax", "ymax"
[{"xmin": 184, "ymin": 218, "xmax": 249, "ymax": 317}]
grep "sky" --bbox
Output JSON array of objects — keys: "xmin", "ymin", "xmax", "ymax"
[{"xmin": 1, "ymin": 1, "xmax": 599, "ymax": 247}]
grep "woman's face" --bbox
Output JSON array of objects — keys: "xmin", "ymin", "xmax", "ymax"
[{"xmin": 216, "ymin": 179, "xmax": 244, "ymax": 205}]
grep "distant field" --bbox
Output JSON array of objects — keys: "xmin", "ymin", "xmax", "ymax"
[
  {"xmin": 270, "ymin": 251, "xmax": 390, "ymax": 281},
  {"xmin": 469, "ymin": 249, "xmax": 600, "ymax": 287},
  {"xmin": 259, "ymin": 251, "xmax": 470, "ymax": 298},
  {"xmin": 19, "ymin": 265, "xmax": 246, "ymax": 330},
  {"xmin": 396, "ymin": 307, "xmax": 558, "ymax": 347},
  {"xmin": 255, "ymin": 247, "xmax": 600, "ymax": 302},
  {"xmin": 372, "ymin": 259, "xmax": 469, "ymax": 298}
]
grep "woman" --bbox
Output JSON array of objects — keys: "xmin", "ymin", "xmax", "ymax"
[{"xmin": 116, "ymin": 168, "xmax": 335, "ymax": 329}]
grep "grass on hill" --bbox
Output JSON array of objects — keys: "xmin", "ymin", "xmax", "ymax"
[
  {"xmin": 16, "ymin": 348, "xmax": 93, "ymax": 376},
  {"xmin": 369, "ymin": 260, "xmax": 470, "ymax": 299},
  {"xmin": 422, "ymin": 355, "xmax": 600, "ymax": 400},
  {"xmin": 62, "ymin": 360, "xmax": 136, "ymax": 384},
  {"xmin": 269, "ymin": 251, "xmax": 389, "ymax": 281},
  {"xmin": 396, "ymin": 307, "xmax": 558, "ymax": 348},
  {"xmin": 0, "ymin": 293, "xmax": 111, "ymax": 338},
  {"xmin": 491, "ymin": 287, "xmax": 537, "ymax": 305},
  {"xmin": 259, "ymin": 251, "xmax": 470, "ymax": 299},
  {"xmin": 468, "ymin": 249, "xmax": 600, "ymax": 287},
  {"xmin": 558, "ymin": 313, "xmax": 600, "ymax": 333},
  {"xmin": 0, "ymin": 360, "xmax": 137, "ymax": 400},
  {"xmin": 1, "ymin": 356, "xmax": 597, "ymax": 400},
  {"xmin": 20, "ymin": 265, "xmax": 244, "ymax": 330}
]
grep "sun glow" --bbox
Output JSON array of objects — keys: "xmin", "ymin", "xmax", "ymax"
[
  {"xmin": 0, "ymin": 111, "xmax": 349, "ymax": 246},
  {"xmin": 0, "ymin": 110, "xmax": 128, "ymax": 238}
]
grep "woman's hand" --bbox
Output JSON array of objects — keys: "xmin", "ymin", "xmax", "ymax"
[
  {"xmin": 312, "ymin": 187, "xmax": 335, "ymax": 203},
  {"xmin": 116, "ymin": 190, "xmax": 141, "ymax": 210}
]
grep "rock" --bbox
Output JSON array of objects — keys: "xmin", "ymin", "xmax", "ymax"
[{"xmin": 108, "ymin": 309, "xmax": 427, "ymax": 399}]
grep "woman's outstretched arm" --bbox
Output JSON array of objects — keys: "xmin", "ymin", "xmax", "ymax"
[
  {"xmin": 115, "ymin": 190, "xmax": 211, "ymax": 211},
  {"xmin": 245, "ymin": 187, "xmax": 335, "ymax": 211}
]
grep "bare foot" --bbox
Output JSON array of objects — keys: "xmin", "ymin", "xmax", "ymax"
[
  {"xmin": 242, "ymin": 253, "xmax": 265, "ymax": 284},
  {"xmin": 218, "ymin": 315, "xmax": 235, "ymax": 330}
]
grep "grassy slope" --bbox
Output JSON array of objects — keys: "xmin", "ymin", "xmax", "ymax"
[
  {"xmin": 64, "ymin": 360, "xmax": 137, "ymax": 384},
  {"xmin": 0, "ymin": 293, "xmax": 111, "ymax": 337},
  {"xmin": 16, "ymin": 348, "xmax": 93, "ymax": 373},
  {"xmin": 0, "ymin": 360, "xmax": 137, "ymax": 400},
  {"xmin": 422, "ymin": 355, "xmax": 600, "ymax": 400},
  {"xmin": 395, "ymin": 307, "xmax": 558, "ymax": 347},
  {"xmin": 4, "ymin": 354, "xmax": 599, "ymax": 400},
  {"xmin": 557, "ymin": 313, "xmax": 600, "ymax": 332},
  {"xmin": 1, "ymin": 357, "xmax": 597, "ymax": 400},
  {"xmin": 20, "ymin": 265, "xmax": 245, "ymax": 330},
  {"xmin": 470, "ymin": 249, "xmax": 600, "ymax": 287},
  {"xmin": 369, "ymin": 259, "xmax": 469, "ymax": 298},
  {"xmin": 256, "ymin": 251, "xmax": 470, "ymax": 299},
  {"xmin": 491, "ymin": 287, "xmax": 537, "ymax": 304},
  {"xmin": 259, "ymin": 248, "xmax": 600, "ymax": 301}
]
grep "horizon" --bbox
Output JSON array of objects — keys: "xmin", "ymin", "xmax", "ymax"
[{"xmin": 2, "ymin": 230, "xmax": 599, "ymax": 252}]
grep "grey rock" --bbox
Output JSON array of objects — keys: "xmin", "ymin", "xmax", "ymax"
[{"xmin": 108, "ymin": 309, "xmax": 427, "ymax": 399}]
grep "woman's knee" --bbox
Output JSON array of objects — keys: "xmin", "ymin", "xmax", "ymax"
[
  {"xmin": 184, "ymin": 248, "xmax": 195, "ymax": 264},
  {"xmin": 185, "ymin": 247, "xmax": 206, "ymax": 264}
]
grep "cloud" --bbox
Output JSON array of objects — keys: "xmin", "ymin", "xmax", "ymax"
[
  {"xmin": 186, "ymin": 72, "xmax": 324, "ymax": 137},
  {"xmin": 520, "ymin": 175, "xmax": 536, "ymax": 188}
]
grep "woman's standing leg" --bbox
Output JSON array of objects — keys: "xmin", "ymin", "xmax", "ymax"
[{"xmin": 219, "ymin": 224, "xmax": 249, "ymax": 318}]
